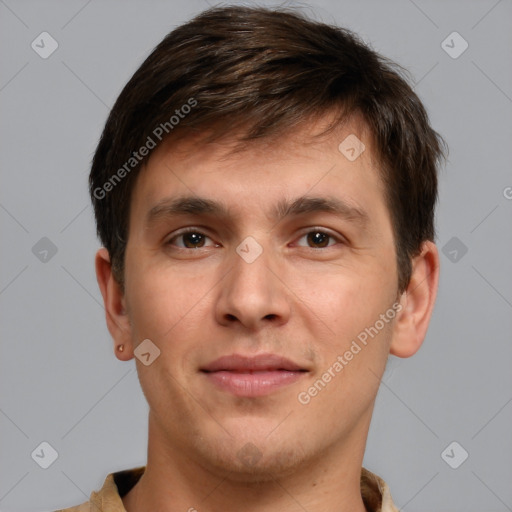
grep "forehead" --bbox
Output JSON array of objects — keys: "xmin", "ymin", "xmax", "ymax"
[
  {"xmin": 128, "ymin": 115, "xmax": 388, "ymax": 230},
  {"xmin": 151, "ymin": 113, "xmax": 379, "ymax": 172}
]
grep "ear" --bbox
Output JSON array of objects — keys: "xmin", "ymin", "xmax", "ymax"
[
  {"xmin": 95, "ymin": 248, "xmax": 134, "ymax": 361},
  {"xmin": 390, "ymin": 241, "xmax": 440, "ymax": 358}
]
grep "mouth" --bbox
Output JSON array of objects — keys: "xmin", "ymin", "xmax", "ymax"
[{"xmin": 201, "ymin": 354, "xmax": 308, "ymax": 397}]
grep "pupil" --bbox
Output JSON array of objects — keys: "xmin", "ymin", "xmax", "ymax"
[
  {"xmin": 309, "ymin": 232, "xmax": 328, "ymax": 248},
  {"xmin": 184, "ymin": 233, "xmax": 204, "ymax": 248}
]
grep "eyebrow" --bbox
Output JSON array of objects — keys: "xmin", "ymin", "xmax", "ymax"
[{"xmin": 146, "ymin": 195, "xmax": 370, "ymax": 230}]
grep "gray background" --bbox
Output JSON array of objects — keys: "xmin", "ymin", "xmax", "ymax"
[{"xmin": 1, "ymin": 0, "xmax": 511, "ymax": 510}]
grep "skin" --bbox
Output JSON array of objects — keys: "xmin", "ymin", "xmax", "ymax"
[{"xmin": 95, "ymin": 115, "xmax": 439, "ymax": 512}]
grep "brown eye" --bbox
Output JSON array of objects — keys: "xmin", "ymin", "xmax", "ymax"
[
  {"xmin": 181, "ymin": 232, "xmax": 206, "ymax": 248},
  {"xmin": 307, "ymin": 231, "xmax": 330, "ymax": 248},
  {"xmin": 168, "ymin": 230, "xmax": 215, "ymax": 249},
  {"xmin": 296, "ymin": 229, "xmax": 340, "ymax": 249}
]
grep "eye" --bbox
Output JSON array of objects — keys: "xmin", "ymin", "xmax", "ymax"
[
  {"xmin": 166, "ymin": 227, "xmax": 343, "ymax": 250},
  {"xmin": 167, "ymin": 228, "xmax": 217, "ymax": 249},
  {"xmin": 295, "ymin": 229, "xmax": 343, "ymax": 249}
]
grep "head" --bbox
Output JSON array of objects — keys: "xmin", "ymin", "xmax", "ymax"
[{"xmin": 92, "ymin": 6, "xmax": 445, "ymax": 480}]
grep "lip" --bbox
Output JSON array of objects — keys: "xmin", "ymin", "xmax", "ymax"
[
  {"xmin": 202, "ymin": 354, "xmax": 305, "ymax": 372},
  {"xmin": 201, "ymin": 354, "xmax": 308, "ymax": 397}
]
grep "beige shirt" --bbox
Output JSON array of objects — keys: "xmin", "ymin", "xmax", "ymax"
[{"xmin": 56, "ymin": 466, "xmax": 399, "ymax": 512}]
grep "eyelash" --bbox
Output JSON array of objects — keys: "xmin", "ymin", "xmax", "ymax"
[{"xmin": 166, "ymin": 227, "xmax": 345, "ymax": 250}]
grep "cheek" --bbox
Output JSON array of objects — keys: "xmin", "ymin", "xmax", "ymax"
[
  {"xmin": 297, "ymin": 316, "xmax": 394, "ymax": 424},
  {"xmin": 125, "ymin": 254, "xmax": 215, "ymax": 341},
  {"xmin": 291, "ymin": 263, "xmax": 393, "ymax": 344}
]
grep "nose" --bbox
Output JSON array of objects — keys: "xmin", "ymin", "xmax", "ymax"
[{"xmin": 214, "ymin": 238, "xmax": 291, "ymax": 332}]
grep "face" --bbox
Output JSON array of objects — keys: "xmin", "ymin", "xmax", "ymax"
[{"xmin": 120, "ymin": 117, "xmax": 402, "ymax": 479}]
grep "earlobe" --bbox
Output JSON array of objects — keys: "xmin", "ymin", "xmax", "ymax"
[
  {"xmin": 389, "ymin": 241, "xmax": 440, "ymax": 358},
  {"xmin": 95, "ymin": 248, "xmax": 134, "ymax": 361}
]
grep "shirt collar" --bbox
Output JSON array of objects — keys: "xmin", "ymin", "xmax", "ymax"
[{"xmin": 80, "ymin": 466, "xmax": 398, "ymax": 512}]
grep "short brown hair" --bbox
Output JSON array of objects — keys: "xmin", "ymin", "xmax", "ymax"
[{"xmin": 89, "ymin": 5, "xmax": 446, "ymax": 294}]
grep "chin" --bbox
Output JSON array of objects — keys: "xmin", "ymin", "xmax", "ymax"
[{"xmin": 193, "ymin": 434, "xmax": 310, "ymax": 483}]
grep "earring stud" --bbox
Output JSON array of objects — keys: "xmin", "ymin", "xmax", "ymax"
[{"xmin": 117, "ymin": 344, "xmax": 125, "ymax": 352}]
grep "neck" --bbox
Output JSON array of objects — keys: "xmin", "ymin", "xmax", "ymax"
[{"xmin": 123, "ymin": 415, "xmax": 371, "ymax": 512}]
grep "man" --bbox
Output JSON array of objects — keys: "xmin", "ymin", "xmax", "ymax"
[{"xmin": 59, "ymin": 5, "xmax": 445, "ymax": 511}]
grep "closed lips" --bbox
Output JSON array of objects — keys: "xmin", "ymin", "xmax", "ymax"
[{"xmin": 201, "ymin": 354, "xmax": 307, "ymax": 373}]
